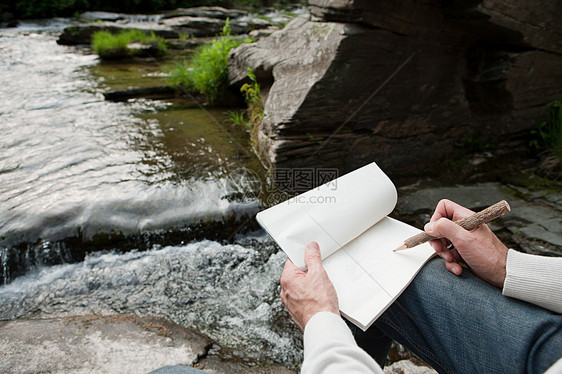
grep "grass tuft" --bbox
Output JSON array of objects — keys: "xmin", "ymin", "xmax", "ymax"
[
  {"xmin": 92, "ymin": 29, "xmax": 167, "ymax": 60},
  {"xmin": 166, "ymin": 19, "xmax": 251, "ymax": 104}
]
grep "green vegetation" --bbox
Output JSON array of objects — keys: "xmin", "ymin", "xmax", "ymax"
[
  {"xmin": 6, "ymin": 0, "xmax": 302, "ymax": 20},
  {"xmin": 92, "ymin": 29, "xmax": 167, "ymax": 60},
  {"xmin": 240, "ymin": 68, "xmax": 263, "ymax": 125},
  {"xmin": 226, "ymin": 110, "xmax": 251, "ymax": 130},
  {"xmin": 167, "ymin": 20, "xmax": 251, "ymax": 103},
  {"xmin": 530, "ymin": 100, "xmax": 562, "ymax": 162},
  {"xmin": 226, "ymin": 68, "xmax": 263, "ymax": 132}
]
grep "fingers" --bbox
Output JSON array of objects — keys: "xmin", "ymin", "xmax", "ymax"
[
  {"xmin": 430, "ymin": 199, "xmax": 474, "ymax": 222},
  {"xmin": 303, "ymin": 241, "xmax": 322, "ymax": 272},
  {"xmin": 445, "ymin": 260, "xmax": 463, "ymax": 276},
  {"xmin": 426, "ymin": 218, "xmax": 469, "ymax": 276},
  {"xmin": 430, "ymin": 238, "xmax": 453, "ymax": 262},
  {"xmin": 280, "ymin": 241, "xmax": 323, "ymax": 289},
  {"xmin": 280, "ymin": 259, "xmax": 302, "ymax": 287},
  {"xmin": 279, "ymin": 241, "xmax": 339, "ymax": 331},
  {"xmin": 425, "ymin": 218, "xmax": 471, "ymax": 248}
]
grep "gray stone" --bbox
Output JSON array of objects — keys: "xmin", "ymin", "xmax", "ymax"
[
  {"xmin": 396, "ymin": 183, "xmax": 511, "ymax": 215},
  {"xmin": 519, "ymin": 224, "xmax": 562, "ymax": 247},
  {"xmin": 160, "ymin": 16, "xmax": 229, "ymax": 37},
  {"xmin": 228, "ymin": 0, "xmax": 562, "ymax": 180},
  {"xmin": 384, "ymin": 359, "xmax": 437, "ymax": 374},
  {"xmin": 0, "ymin": 315, "xmax": 296, "ymax": 374},
  {"xmin": 162, "ymin": 6, "xmax": 248, "ymax": 21},
  {"xmin": 161, "ymin": 15, "xmax": 271, "ymax": 37},
  {"xmin": 0, "ymin": 315, "xmax": 210, "ymax": 374},
  {"xmin": 396, "ymin": 182, "xmax": 562, "ymax": 255}
]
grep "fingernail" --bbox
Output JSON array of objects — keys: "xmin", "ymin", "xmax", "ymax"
[
  {"xmin": 307, "ymin": 241, "xmax": 320, "ymax": 251},
  {"xmin": 424, "ymin": 222, "xmax": 433, "ymax": 233}
]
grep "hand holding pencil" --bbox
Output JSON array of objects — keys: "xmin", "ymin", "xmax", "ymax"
[
  {"xmin": 394, "ymin": 200, "xmax": 511, "ymax": 251},
  {"xmin": 398, "ymin": 199, "xmax": 511, "ymax": 288}
]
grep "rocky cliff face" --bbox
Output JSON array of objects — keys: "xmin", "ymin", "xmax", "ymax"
[{"xmin": 228, "ymin": 0, "xmax": 562, "ymax": 183}]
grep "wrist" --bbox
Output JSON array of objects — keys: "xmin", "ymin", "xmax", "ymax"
[{"xmin": 491, "ymin": 245, "xmax": 508, "ymax": 289}]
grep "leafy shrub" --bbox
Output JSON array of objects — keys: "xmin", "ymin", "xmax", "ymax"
[
  {"xmin": 92, "ymin": 29, "xmax": 167, "ymax": 59},
  {"xmin": 240, "ymin": 67, "xmax": 263, "ymax": 124},
  {"xmin": 167, "ymin": 19, "xmax": 251, "ymax": 103}
]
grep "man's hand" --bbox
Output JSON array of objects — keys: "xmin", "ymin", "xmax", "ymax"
[
  {"xmin": 280, "ymin": 241, "xmax": 339, "ymax": 331},
  {"xmin": 425, "ymin": 199, "xmax": 509, "ymax": 289}
]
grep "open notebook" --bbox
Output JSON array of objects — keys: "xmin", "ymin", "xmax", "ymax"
[{"xmin": 256, "ymin": 162, "xmax": 435, "ymax": 331}]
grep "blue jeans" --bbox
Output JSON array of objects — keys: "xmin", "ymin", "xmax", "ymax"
[{"xmin": 348, "ymin": 257, "xmax": 562, "ymax": 373}]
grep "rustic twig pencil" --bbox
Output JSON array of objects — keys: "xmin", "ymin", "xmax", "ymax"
[{"xmin": 393, "ymin": 200, "xmax": 511, "ymax": 252}]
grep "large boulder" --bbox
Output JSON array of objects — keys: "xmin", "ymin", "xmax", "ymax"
[{"xmin": 228, "ymin": 0, "xmax": 562, "ymax": 183}]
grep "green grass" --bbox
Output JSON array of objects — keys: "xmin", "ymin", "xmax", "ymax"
[
  {"xmin": 226, "ymin": 110, "xmax": 252, "ymax": 131},
  {"xmin": 530, "ymin": 100, "xmax": 562, "ymax": 162},
  {"xmin": 92, "ymin": 29, "xmax": 167, "ymax": 60},
  {"xmin": 166, "ymin": 20, "xmax": 251, "ymax": 103}
]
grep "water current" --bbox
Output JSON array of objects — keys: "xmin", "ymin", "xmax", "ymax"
[{"xmin": 0, "ymin": 19, "xmax": 301, "ymax": 367}]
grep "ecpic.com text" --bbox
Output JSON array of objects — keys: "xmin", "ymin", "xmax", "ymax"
[{"xmin": 286, "ymin": 195, "xmax": 336, "ymax": 204}]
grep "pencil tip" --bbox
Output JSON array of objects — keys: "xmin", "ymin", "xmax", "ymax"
[{"xmin": 393, "ymin": 244, "xmax": 407, "ymax": 252}]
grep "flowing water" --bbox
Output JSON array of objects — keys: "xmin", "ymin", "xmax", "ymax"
[{"xmin": 0, "ymin": 19, "xmax": 301, "ymax": 367}]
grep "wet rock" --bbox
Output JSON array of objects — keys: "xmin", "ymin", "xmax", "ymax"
[
  {"xmin": 104, "ymin": 86, "xmax": 176, "ymax": 102},
  {"xmin": 160, "ymin": 15, "xmax": 231, "ymax": 37},
  {"xmin": 160, "ymin": 15, "xmax": 271, "ymax": 37},
  {"xmin": 162, "ymin": 6, "xmax": 249, "ymax": 21},
  {"xmin": 228, "ymin": 0, "xmax": 562, "ymax": 180}
]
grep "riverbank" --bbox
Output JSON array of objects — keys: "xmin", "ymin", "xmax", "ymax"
[
  {"xmin": 0, "ymin": 6, "xmax": 560, "ymax": 374},
  {"xmin": 2, "ymin": 179, "xmax": 559, "ymax": 373},
  {"xmin": 0, "ymin": 315, "xmax": 293, "ymax": 374}
]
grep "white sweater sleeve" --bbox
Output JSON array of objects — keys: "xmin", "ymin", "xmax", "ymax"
[
  {"xmin": 302, "ymin": 312, "xmax": 383, "ymax": 374},
  {"xmin": 503, "ymin": 249, "xmax": 562, "ymax": 314}
]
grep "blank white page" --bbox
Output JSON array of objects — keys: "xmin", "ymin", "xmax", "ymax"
[
  {"xmin": 328, "ymin": 217, "xmax": 435, "ymax": 329},
  {"xmin": 256, "ymin": 162, "xmax": 397, "ymax": 270}
]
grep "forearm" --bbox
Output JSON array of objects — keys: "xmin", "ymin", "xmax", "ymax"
[
  {"xmin": 302, "ymin": 312, "xmax": 383, "ymax": 374},
  {"xmin": 503, "ymin": 249, "xmax": 562, "ymax": 313}
]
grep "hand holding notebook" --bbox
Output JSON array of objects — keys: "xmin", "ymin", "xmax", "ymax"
[{"xmin": 257, "ymin": 162, "xmax": 435, "ymax": 330}]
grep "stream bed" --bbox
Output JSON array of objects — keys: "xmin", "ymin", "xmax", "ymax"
[{"xmin": 0, "ymin": 19, "xmax": 301, "ymax": 368}]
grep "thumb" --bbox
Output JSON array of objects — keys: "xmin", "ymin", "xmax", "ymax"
[
  {"xmin": 304, "ymin": 241, "xmax": 322, "ymax": 272},
  {"xmin": 425, "ymin": 218, "xmax": 471, "ymax": 245}
]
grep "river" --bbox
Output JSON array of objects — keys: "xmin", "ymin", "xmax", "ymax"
[{"xmin": 0, "ymin": 19, "xmax": 301, "ymax": 367}]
